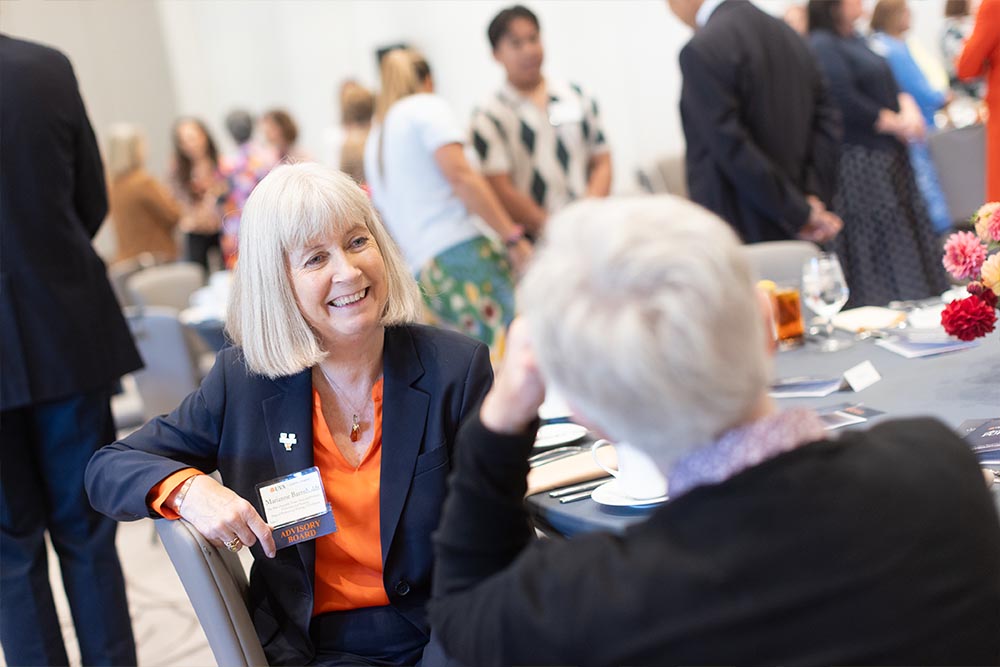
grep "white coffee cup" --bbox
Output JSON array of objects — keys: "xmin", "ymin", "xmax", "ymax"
[{"xmin": 590, "ymin": 440, "xmax": 667, "ymax": 500}]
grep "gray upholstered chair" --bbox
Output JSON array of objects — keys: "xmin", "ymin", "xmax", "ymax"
[
  {"xmin": 124, "ymin": 306, "xmax": 202, "ymax": 421},
  {"xmin": 928, "ymin": 124, "xmax": 987, "ymax": 226},
  {"xmin": 126, "ymin": 261, "xmax": 206, "ymax": 311},
  {"xmin": 742, "ymin": 240, "xmax": 822, "ymax": 287},
  {"xmin": 155, "ymin": 518, "xmax": 267, "ymax": 666}
]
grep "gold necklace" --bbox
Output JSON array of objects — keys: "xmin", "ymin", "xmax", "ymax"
[{"xmin": 318, "ymin": 365, "xmax": 376, "ymax": 443}]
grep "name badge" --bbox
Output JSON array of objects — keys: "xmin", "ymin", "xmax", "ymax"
[{"xmin": 256, "ymin": 467, "xmax": 336, "ymax": 549}]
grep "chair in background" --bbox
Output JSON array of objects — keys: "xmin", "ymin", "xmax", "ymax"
[
  {"xmin": 154, "ymin": 518, "xmax": 267, "ymax": 667},
  {"xmin": 126, "ymin": 262, "xmax": 206, "ymax": 311},
  {"xmin": 125, "ymin": 306, "xmax": 201, "ymax": 421},
  {"xmin": 928, "ymin": 124, "xmax": 986, "ymax": 226},
  {"xmin": 636, "ymin": 154, "xmax": 688, "ymax": 198},
  {"xmin": 108, "ymin": 252, "xmax": 172, "ymax": 308},
  {"xmin": 742, "ymin": 240, "xmax": 821, "ymax": 286}
]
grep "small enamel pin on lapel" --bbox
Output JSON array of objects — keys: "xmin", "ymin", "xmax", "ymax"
[{"xmin": 279, "ymin": 432, "xmax": 297, "ymax": 452}]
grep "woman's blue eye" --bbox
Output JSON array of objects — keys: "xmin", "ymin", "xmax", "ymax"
[
  {"xmin": 305, "ymin": 253, "xmax": 325, "ymax": 267},
  {"xmin": 350, "ymin": 236, "xmax": 369, "ymax": 249}
]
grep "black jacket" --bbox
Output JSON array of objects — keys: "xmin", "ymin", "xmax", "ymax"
[
  {"xmin": 431, "ymin": 414, "xmax": 1000, "ymax": 666},
  {"xmin": 679, "ymin": 0, "xmax": 842, "ymax": 243},
  {"xmin": 0, "ymin": 34, "xmax": 142, "ymax": 409},
  {"xmin": 86, "ymin": 325, "xmax": 492, "ymax": 665}
]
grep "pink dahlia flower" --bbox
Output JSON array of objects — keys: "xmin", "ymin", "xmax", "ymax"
[{"xmin": 943, "ymin": 231, "xmax": 987, "ymax": 280}]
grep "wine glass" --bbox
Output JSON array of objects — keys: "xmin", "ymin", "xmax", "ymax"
[{"xmin": 801, "ymin": 252, "xmax": 851, "ymax": 352}]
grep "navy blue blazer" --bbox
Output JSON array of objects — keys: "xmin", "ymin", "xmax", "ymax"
[
  {"xmin": 86, "ymin": 324, "xmax": 492, "ymax": 665},
  {"xmin": 0, "ymin": 35, "xmax": 142, "ymax": 409},
  {"xmin": 679, "ymin": 0, "xmax": 842, "ymax": 243}
]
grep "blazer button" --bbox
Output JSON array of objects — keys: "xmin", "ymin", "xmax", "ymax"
[{"xmin": 395, "ymin": 580, "xmax": 411, "ymax": 596}]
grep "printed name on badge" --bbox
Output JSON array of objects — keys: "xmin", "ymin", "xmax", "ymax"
[{"xmin": 256, "ymin": 467, "xmax": 336, "ymax": 550}]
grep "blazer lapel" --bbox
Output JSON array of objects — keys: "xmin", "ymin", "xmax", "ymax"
[
  {"xmin": 261, "ymin": 369, "xmax": 318, "ymax": 595},
  {"xmin": 379, "ymin": 326, "xmax": 428, "ymax": 565}
]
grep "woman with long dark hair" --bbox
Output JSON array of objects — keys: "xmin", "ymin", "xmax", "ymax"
[{"xmin": 171, "ymin": 117, "xmax": 228, "ymax": 272}]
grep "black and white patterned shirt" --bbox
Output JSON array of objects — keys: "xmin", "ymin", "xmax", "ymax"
[{"xmin": 470, "ymin": 79, "xmax": 609, "ymax": 214}]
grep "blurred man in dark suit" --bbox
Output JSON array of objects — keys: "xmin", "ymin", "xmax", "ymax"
[
  {"xmin": 669, "ymin": 0, "xmax": 845, "ymax": 244},
  {"xmin": 0, "ymin": 34, "xmax": 141, "ymax": 666}
]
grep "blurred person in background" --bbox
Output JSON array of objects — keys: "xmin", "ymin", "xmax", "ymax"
[
  {"xmin": 1, "ymin": 34, "xmax": 141, "ymax": 666},
  {"xmin": 783, "ymin": 3, "xmax": 809, "ymax": 36},
  {"xmin": 471, "ymin": 5, "xmax": 612, "ymax": 237},
  {"xmin": 870, "ymin": 0, "xmax": 954, "ymax": 234},
  {"xmin": 808, "ymin": 0, "xmax": 949, "ymax": 306},
  {"xmin": 261, "ymin": 108, "xmax": 310, "ymax": 163},
  {"xmin": 107, "ymin": 124, "xmax": 182, "ymax": 262},
  {"xmin": 338, "ymin": 81, "xmax": 376, "ymax": 186},
  {"xmin": 942, "ymin": 0, "xmax": 985, "ymax": 102},
  {"xmin": 365, "ymin": 48, "xmax": 531, "ymax": 363},
  {"xmin": 220, "ymin": 109, "xmax": 274, "ymax": 268},
  {"xmin": 668, "ymin": 0, "xmax": 843, "ymax": 245},
  {"xmin": 171, "ymin": 117, "xmax": 229, "ymax": 272},
  {"xmin": 957, "ymin": 0, "xmax": 1000, "ymax": 201}
]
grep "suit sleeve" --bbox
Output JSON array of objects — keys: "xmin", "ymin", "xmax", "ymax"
[
  {"xmin": 678, "ymin": 43, "xmax": 811, "ymax": 235},
  {"xmin": 85, "ymin": 350, "xmax": 230, "ymax": 521},
  {"xmin": 957, "ymin": 0, "xmax": 1000, "ymax": 80},
  {"xmin": 66, "ymin": 59, "xmax": 108, "ymax": 238},
  {"xmin": 804, "ymin": 63, "xmax": 843, "ymax": 205},
  {"xmin": 430, "ymin": 411, "xmax": 623, "ymax": 666}
]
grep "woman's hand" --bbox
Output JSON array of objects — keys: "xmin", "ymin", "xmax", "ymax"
[
  {"xmin": 179, "ymin": 475, "xmax": 276, "ymax": 558},
  {"xmin": 507, "ymin": 238, "xmax": 534, "ymax": 278},
  {"xmin": 480, "ymin": 318, "xmax": 546, "ymax": 435}
]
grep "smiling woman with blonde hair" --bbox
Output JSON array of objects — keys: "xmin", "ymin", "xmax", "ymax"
[{"xmin": 87, "ymin": 163, "xmax": 493, "ymax": 666}]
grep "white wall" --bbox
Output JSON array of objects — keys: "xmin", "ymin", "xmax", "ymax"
[{"xmin": 3, "ymin": 0, "xmax": 953, "ymax": 191}]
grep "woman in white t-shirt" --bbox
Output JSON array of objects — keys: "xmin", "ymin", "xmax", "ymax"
[{"xmin": 365, "ymin": 49, "xmax": 531, "ymax": 363}]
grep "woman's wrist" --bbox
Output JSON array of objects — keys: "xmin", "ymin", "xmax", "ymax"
[
  {"xmin": 171, "ymin": 475, "xmax": 199, "ymax": 515},
  {"xmin": 504, "ymin": 225, "xmax": 527, "ymax": 248}
]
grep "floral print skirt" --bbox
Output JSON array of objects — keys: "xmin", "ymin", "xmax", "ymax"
[{"xmin": 418, "ymin": 236, "xmax": 515, "ymax": 364}]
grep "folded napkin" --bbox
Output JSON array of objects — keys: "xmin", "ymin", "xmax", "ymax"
[
  {"xmin": 526, "ymin": 447, "xmax": 617, "ymax": 496},
  {"xmin": 832, "ymin": 307, "xmax": 906, "ymax": 333}
]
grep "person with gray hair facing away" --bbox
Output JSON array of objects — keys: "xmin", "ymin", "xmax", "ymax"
[
  {"xmin": 87, "ymin": 163, "xmax": 493, "ymax": 665},
  {"xmin": 429, "ymin": 196, "xmax": 1000, "ymax": 665}
]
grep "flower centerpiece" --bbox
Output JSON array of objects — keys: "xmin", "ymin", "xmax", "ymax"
[{"xmin": 940, "ymin": 202, "xmax": 1000, "ymax": 341}]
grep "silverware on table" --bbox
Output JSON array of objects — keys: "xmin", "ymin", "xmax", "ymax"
[
  {"xmin": 548, "ymin": 477, "xmax": 609, "ymax": 498},
  {"xmin": 528, "ymin": 446, "xmax": 585, "ymax": 468}
]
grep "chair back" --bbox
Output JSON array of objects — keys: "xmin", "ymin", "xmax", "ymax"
[
  {"xmin": 928, "ymin": 124, "xmax": 986, "ymax": 225},
  {"xmin": 742, "ymin": 240, "xmax": 821, "ymax": 287},
  {"xmin": 636, "ymin": 154, "xmax": 688, "ymax": 198},
  {"xmin": 125, "ymin": 306, "xmax": 201, "ymax": 420},
  {"xmin": 108, "ymin": 252, "xmax": 171, "ymax": 308},
  {"xmin": 154, "ymin": 519, "xmax": 267, "ymax": 667},
  {"xmin": 127, "ymin": 262, "xmax": 206, "ymax": 311}
]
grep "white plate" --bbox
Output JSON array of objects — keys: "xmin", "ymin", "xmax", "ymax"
[
  {"xmin": 591, "ymin": 479, "xmax": 668, "ymax": 508},
  {"xmin": 533, "ymin": 423, "xmax": 588, "ymax": 449}
]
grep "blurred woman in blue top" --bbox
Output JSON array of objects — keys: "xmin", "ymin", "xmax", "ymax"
[{"xmin": 870, "ymin": 0, "xmax": 953, "ymax": 234}]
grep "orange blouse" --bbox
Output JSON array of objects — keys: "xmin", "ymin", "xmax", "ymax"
[
  {"xmin": 311, "ymin": 379, "xmax": 389, "ymax": 614},
  {"xmin": 147, "ymin": 379, "xmax": 389, "ymax": 615}
]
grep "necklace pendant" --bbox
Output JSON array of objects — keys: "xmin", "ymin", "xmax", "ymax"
[{"xmin": 350, "ymin": 415, "xmax": 361, "ymax": 442}]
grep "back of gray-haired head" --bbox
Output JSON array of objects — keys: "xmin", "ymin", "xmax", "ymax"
[
  {"xmin": 518, "ymin": 195, "xmax": 770, "ymax": 464},
  {"xmin": 225, "ymin": 110, "xmax": 254, "ymax": 145}
]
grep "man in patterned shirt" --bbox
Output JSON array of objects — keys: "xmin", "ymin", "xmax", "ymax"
[{"xmin": 471, "ymin": 5, "xmax": 612, "ymax": 236}]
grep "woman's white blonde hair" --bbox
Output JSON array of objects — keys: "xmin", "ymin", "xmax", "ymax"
[
  {"xmin": 226, "ymin": 163, "xmax": 422, "ymax": 378},
  {"xmin": 518, "ymin": 195, "xmax": 771, "ymax": 463},
  {"xmin": 106, "ymin": 124, "xmax": 144, "ymax": 180},
  {"xmin": 376, "ymin": 48, "xmax": 428, "ymax": 122}
]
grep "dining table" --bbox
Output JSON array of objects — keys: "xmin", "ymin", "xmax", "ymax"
[{"xmin": 526, "ymin": 331, "xmax": 1000, "ymax": 537}]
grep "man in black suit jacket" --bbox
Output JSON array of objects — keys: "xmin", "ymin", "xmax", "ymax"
[
  {"xmin": 670, "ymin": 0, "xmax": 844, "ymax": 244},
  {"xmin": 0, "ymin": 35, "xmax": 142, "ymax": 665}
]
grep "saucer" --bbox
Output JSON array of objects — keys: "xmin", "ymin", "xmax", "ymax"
[
  {"xmin": 533, "ymin": 423, "xmax": 588, "ymax": 449},
  {"xmin": 591, "ymin": 479, "xmax": 668, "ymax": 508}
]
